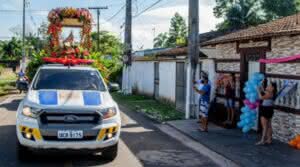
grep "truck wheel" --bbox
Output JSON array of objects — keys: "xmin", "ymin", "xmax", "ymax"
[
  {"xmin": 17, "ymin": 141, "xmax": 30, "ymax": 162},
  {"xmin": 102, "ymin": 143, "xmax": 118, "ymax": 161}
]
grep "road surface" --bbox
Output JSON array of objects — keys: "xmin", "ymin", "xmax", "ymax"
[{"xmin": 0, "ymin": 94, "xmax": 218, "ymax": 167}]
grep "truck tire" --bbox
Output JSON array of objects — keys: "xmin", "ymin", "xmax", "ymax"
[
  {"xmin": 102, "ymin": 143, "xmax": 118, "ymax": 161},
  {"xmin": 17, "ymin": 141, "xmax": 30, "ymax": 162}
]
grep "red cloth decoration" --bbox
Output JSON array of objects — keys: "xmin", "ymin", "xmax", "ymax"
[{"xmin": 259, "ymin": 54, "xmax": 300, "ymax": 64}]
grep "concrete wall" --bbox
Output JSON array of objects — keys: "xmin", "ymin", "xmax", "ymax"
[
  {"xmin": 130, "ymin": 61, "xmax": 155, "ymax": 96},
  {"xmin": 158, "ymin": 62, "xmax": 176, "ymax": 103}
]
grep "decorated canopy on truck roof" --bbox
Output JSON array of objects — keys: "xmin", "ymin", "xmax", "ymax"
[{"xmin": 45, "ymin": 7, "xmax": 93, "ymax": 65}]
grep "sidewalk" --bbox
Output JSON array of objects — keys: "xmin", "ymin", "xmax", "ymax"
[{"xmin": 167, "ymin": 119, "xmax": 300, "ymax": 167}]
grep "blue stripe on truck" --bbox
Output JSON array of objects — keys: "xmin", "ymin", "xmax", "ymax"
[
  {"xmin": 39, "ymin": 91, "xmax": 58, "ymax": 105},
  {"xmin": 83, "ymin": 91, "xmax": 101, "ymax": 106}
]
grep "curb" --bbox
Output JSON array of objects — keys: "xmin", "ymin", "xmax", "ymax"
[
  {"xmin": 161, "ymin": 122, "xmax": 240, "ymax": 167},
  {"xmin": 118, "ymin": 104, "xmax": 163, "ymax": 124}
]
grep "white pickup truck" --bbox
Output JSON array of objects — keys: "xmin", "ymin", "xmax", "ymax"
[{"xmin": 16, "ymin": 64, "xmax": 121, "ymax": 160}]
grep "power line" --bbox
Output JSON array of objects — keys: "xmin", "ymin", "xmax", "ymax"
[
  {"xmin": 107, "ymin": 4, "xmax": 126, "ymax": 21},
  {"xmin": 133, "ymin": 0, "xmax": 163, "ymax": 18}
]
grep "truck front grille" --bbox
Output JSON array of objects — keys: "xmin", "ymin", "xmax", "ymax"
[{"xmin": 40, "ymin": 112, "xmax": 101, "ymax": 125}]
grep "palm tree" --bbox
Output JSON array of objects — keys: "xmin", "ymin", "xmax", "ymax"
[{"xmin": 215, "ymin": 0, "xmax": 265, "ymax": 31}]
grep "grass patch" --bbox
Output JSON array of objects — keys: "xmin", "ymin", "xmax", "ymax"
[
  {"xmin": 0, "ymin": 70, "xmax": 17, "ymax": 96},
  {"xmin": 112, "ymin": 92, "xmax": 184, "ymax": 122}
]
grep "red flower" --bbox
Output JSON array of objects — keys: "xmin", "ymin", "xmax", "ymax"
[
  {"xmin": 51, "ymin": 52, "xmax": 57, "ymax": 57},
  {"xmin": 83, "ymin": 50, "xmax": 89, "ymax": 56},
  {"xmin": 75, "ymin": 47, "xmax": 80, "ymax": 54}
]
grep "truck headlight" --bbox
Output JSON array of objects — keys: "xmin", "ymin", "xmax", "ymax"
[
  {"xmin": 22, "ymin": 107, "xmax": 39, "ymax": 118},
  {"xmin": 99, "ymin": 107, "xmax": 117, "ymax": 119}
]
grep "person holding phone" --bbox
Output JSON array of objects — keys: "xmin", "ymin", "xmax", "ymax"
[{"xmin": 194, "ymin": 76, "xmax": 211, "ymax": 132}]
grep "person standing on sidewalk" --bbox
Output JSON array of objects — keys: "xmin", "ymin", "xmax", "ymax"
[
  {"xmin": 256, "ymin": 82, "xmax": 277, "ymax": 145},
  {"xmin": 224, "ymin": 73, "xmax": 235, "ymax": 125},
  {"xmin": 194, "ymin": 76, "xmax": 211, "ymax": 132}
]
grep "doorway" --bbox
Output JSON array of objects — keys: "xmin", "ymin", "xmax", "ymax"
[
  {"xmin": 154, "ymin": 62, "xmax": 159, "ymax": 99},
  {"xmin": 175, "ymin": 62, "xmax": 186, "ymax": 111},
  {"xmin": 240, "ymin": 48, "xmax": 266, "ymax": 131}
]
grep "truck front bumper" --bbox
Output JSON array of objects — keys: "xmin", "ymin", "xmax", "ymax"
[{"xmin": 16, "ymin": 116, "xmax": 120, "ymax": 150}]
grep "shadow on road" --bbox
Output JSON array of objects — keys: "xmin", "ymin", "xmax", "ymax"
[
  {"xmin": 0, "ymin": 125, "xmax": 116, "ymax": 167},
  {"xmin": 119, "ymin": 105, "xmax": 218, "ymax": 167},
  {"xmin": 0, "ymin": 99, "xmax": 21, "ymax": 112}
]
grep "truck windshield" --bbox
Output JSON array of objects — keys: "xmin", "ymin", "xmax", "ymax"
[{"xmin": 32, "ymin": 69, "xmax": 106, "ymax": 91}]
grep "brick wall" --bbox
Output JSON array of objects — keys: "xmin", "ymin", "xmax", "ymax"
[
  {"xmin": 272, "ymin": 111, "xmax": 300, "ymax": 142},
  {"xmin": 266, "ymin": 35, "xmax": 300, "ymax": 76},
  {"xmin": 215, "ymin": 42, "xmax": 240, "ymax": 59}
]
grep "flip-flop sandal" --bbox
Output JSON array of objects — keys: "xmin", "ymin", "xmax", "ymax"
[
  {"xmin": 255, "ymin": 141, "xmax": 266, "ymax": 146},
  {"xmin": 198, "ymin": 128, "xmax": 208, "ymax": 132}
]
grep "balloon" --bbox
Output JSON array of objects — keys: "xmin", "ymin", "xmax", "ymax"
[
  {"xmin": 240, "ymin": 114, "xmax": 247, "ymax": 120},
  {"xmin": 245, "ymin": 118, "xmax": 251, "ymax": 124},
  {"xmin": 237, "ymin": 122, "xmax": 243, "ymax": 128},
  {"xmin": 242, "ymin": 126, "xmax": 251, "ymax": 133},
  {"xmin": 243, "ymin": 100, "xmax": 249, "ymax": 106},
  {"xmin": 241, "ymin": 107, "xmax": 248, "ymax": 113},
  {"xmin": 248, "ymin": 103, "xmax": 258, "ymax": 110},
  {"xmin": 249, "ymin": 97, "xmax": 256, "ymax": 103},
  {"xmin": 239, "ymin": 120, "xmax": 246, "ymax": 126},
  {"xmin": 258, "ymin": 74, "xmax": 265, "ymax": 81}
]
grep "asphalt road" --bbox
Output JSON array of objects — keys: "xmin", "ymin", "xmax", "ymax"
[{"xmin": 0, "ymin": 94, "xmax": 218, "ymax": 167}]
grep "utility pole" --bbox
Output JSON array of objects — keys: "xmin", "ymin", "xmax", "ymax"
[
  {"xmin": 185, "ymin": 0, "xmax": 199, "ymax": 119},
  {"xmin": 88, "ymin": 6, "xmax": 108, "ymax": 51},
  {"xmin": 122, "ymin": 0, "xmax": 132, "ymax": 94},
  {"xmin": 21, "ymin": 0, "xmax": 26, "ymax": 72}
]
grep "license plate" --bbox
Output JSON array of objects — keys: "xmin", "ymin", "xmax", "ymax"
[{"xmin": 57, "ymin": 130, "xmax": 83, "ymax": 139}]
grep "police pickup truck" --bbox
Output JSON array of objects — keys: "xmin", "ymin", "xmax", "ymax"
[{"xmin": 16, "ymin": 64, "xmax": 121, "ymax": 160}]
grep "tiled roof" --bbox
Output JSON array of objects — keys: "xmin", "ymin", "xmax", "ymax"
[{"xmin": 202, "ymin": 13, "xmax": 300, "ymax": 45}]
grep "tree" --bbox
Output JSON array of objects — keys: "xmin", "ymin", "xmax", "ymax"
[
  {"xmin": 167, "ymin": 12, "xmax": 188, "ymax": 47},
  {"xmin": 153, "ymin": 32, "xmax": 169, "ymax": 48},
  {"xmin": 0, "ymin": 37, "xmax": 22, "ymax": 60},
  {"xmin": 91, "ymin": 31, "xmax": 123, "ymax": 60},
  {"xmin": 262, "ymin": 0, "xmax": 297, "ymax": 20},
  {"xmin": 90, "ymin": 31, "xmax": 123, "ymax": 82},
  {"xmin": 214, "ymin": 0, "xmax": 300, "ymax": 31},
  {"xmin": 153, "ymin": 12, "xmax": 187, "ymax": 48},
  {"xmin": 214, "ymin": 0, "xmax": 264, "ymax": 31}
]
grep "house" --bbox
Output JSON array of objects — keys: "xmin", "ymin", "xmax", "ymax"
[
  {"xmin": 201, "ymin": 13, "xmax": 300, "ymax": 142},
  {"xmin": 124, "ymin": 13, "xmax": 300, "ymax": 143},
  {"xmin": 129, "ymin": 47, "xmax": 218, "ymax": 113}
]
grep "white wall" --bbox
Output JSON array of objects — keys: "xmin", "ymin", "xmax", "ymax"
[
  {"xmin": 201, "ymin": 59, "xmax": 216, "ymax": 101},
  {"xmin": 158, "ymin": 62, "xmax": 176, "ymax": 102},
  {"xmin": 130, "ymin": 61, "xmax": 154, "ymax": 96}
]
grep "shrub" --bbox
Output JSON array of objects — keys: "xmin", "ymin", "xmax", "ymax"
[{"xmin": 26, "ymin": 50, "xmax": 47, "ymax": 81}]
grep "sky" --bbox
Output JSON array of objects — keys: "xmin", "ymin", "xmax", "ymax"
[{"xmin": 0, "ymin": 0, "xmax": 222, "ymax": 50}]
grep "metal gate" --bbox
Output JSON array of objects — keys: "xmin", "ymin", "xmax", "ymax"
[
  {"xmin": 154, "ymin": 62, "xmax": 159, "ymax": 99},
  {"xmin": 175, "ymin": 62, "xmax": 186, "ymax": 111}
]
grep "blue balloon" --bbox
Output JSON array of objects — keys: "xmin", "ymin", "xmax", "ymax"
[
  {"xmin": 258, "ymin": 74, "xmax": 265, "ymax": 81},
  {"xmin": 239, "ymin": 120, "xmax": 246, "ymax": 126},
  {"xmin": 249, "ymin": 97, "xmax": 256, "ymax": 103},
  {"xmin": 240, "ymin": 114, "xmax": 247, "ymax": 120},
  {"xmin": 242, "ymin": 126, "xmax": 251, "ymax": 133},
  {"xmin": 237, "ymin": 122, "xmax": 243, "ymax": 128},
  {"xmin": 241, "ymin": 107, "xmax": 248, "ymax": 113},
  {"xmin": 245, "ymin": 118, "xmax": 252, "ymax": 124}
]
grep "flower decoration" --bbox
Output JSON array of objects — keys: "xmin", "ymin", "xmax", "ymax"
[{"xmin": 46, "ymin": 7, "xmax": 94, "ymax": 65}]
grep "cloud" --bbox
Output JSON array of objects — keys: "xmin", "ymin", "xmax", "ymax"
[{"xmin": 131, "ymin": 2, "xmax": 222, "ymax": 50}]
